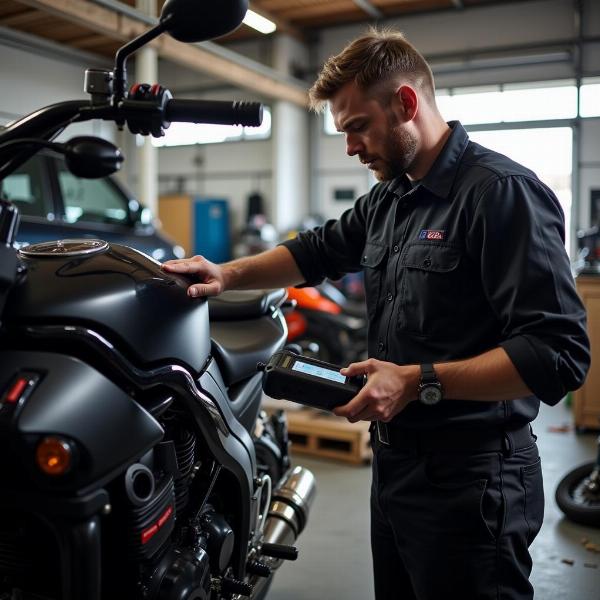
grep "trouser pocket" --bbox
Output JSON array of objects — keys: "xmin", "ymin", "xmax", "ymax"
[
  {"xmin": 521, "ymin": 457, "xmax": 544, "ymax": 545},
  {"xmin": 423, "ymin": 450, "xmax": 504, "ymax": 542}
]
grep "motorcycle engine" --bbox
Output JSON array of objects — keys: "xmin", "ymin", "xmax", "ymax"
[{"xmin": 102, "ymin": 414, "xmax": 236, "ymax": 600}]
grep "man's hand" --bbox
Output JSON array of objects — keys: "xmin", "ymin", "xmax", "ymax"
[
  {"xmin": 162, "ymin": 255, "xmax": 226, "ymax": 298},
  {"xmin": 333, "ymin": 359, "xmax": 420, "ymax": 423}
]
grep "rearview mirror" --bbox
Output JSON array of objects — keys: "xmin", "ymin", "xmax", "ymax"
[
  {"xmin": 63, "ymin": 137, "xmax": 124, "ymax": 179},
  {"xmin": 160, "ymin": 0, "xmax": 248, "ymax": 43}
]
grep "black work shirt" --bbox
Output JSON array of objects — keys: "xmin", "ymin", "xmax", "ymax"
[{"xmin": 281, "ymin": 121, "xmax": 590, "ymax": 430}]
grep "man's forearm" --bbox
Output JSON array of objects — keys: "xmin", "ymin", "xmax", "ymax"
[
  {"xmin": 222, "ymin": 246, "xmax": 305, "ymax": 291},
  {"xmin": 336, "ymin": 346, "xmax": 533, "ymax": 422},
  {"xmin": 436, "ymin": 346, "xmax": 532, "ymax": 401}
]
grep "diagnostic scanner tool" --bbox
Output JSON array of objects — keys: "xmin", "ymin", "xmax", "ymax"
[{"xmin": 258, "ymin": 350, "xmax": 366, "ymax": 411}]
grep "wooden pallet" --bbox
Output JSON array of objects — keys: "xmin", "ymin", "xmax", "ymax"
[{"xmin": 284, "ymin": 408, "xmax": 372, "ymax": 465}]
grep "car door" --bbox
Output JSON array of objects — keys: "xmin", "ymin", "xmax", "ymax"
[{"xmin": 1, "ymin": 153, "xmax": 63, "ymax": 247}]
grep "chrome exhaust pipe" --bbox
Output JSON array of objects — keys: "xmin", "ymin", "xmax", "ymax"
[
  {"xmin": 262, "ymin": 465, "xmax": 316, "ymax": 550},
  {"xmin": 244, "ymin": 466, "xmax": 316, "ymax": 599}
]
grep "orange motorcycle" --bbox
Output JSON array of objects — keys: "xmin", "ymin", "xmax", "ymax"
[{"xmin": 284, "ymin": 281, "xmax": 367, "ymax": 365}]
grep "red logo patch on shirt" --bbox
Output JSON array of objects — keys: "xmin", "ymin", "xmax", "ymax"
[{"xmin": 419, "ymin": 229, "xmax": 445, "ymax": 241}]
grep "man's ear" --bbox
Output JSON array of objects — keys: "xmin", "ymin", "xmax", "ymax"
[{"xmin": 393, "ymin": 85, "xmax": 418, "ymax": 122}]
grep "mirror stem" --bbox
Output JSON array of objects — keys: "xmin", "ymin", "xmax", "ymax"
[{"xmin": 113, "ymin": 19, "xmax": 169, "ymax": 104}]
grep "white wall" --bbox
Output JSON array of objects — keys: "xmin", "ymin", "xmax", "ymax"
[
  {"xmin": 0, "ymin": 42, "xmax": 115, "ymax": 141},
  {"xmin": 156, "ymin": 139, "xmax": 272, "ymax": 233},
  {"xmin": 316, "ymin": 0, "xmax": 597, "ymax": 88}
]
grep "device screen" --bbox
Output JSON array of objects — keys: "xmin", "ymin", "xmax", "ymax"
[{"xmin": 291, "ymin": 360, "xmax": 346, "ymax": 384}]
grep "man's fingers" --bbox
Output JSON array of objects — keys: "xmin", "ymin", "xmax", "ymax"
[
  {"xmin": 341, "ymin": 359, "xmax": 372, "ymax": 376},
  {"xmin": 162, "ymin": 255, "xmax": 207, "ymax": 271},
  {"xmin": 188, "ymin": 282, "xmax": 221, "ymax": 298},
  {"xmin": 333, "ymin": 388, "xmax": 369, "ymax": 421},
  {"xmin": 163, "ymin": 262, "xmax": 201, "ymax": 273}
]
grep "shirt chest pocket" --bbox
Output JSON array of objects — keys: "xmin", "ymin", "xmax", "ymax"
[
  {"xmin": 361, "ymin": 241, "xmax": 388, "ymax": 319},
  {"xmin": 399, "ymin": 242, "xmax": 465, "ymax": 336}
]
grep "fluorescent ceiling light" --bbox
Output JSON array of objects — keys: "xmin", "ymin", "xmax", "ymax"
[{"xmin": 243, "ymin": 9, "xmax": 276, "ymax": 34}]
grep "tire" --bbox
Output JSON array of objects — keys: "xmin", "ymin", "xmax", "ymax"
[
  {"xmin": 555, "ymin": 461, "xmax": 600, "ymax": 527},
  {"xmin": 295, "ymin": 322, "xmax": 346, "ymax": 364}
]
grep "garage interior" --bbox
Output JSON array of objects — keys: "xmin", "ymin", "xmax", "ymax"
[{"xmin": 1, "ymin": 0, "xmax": 600, "ymax": 598}]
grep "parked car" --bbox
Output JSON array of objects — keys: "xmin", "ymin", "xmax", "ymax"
[{"xmin": 0, "ymin": 147, "xmax": 184, "ymax": 261}]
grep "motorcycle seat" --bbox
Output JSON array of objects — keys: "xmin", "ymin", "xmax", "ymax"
[
  {"xmin": 208, "ymin": 289, "xmax": 287, "ymax": 387},
  {"xmin": 208, "ymin": 288, "xmax": 286, "ymax": 320}
]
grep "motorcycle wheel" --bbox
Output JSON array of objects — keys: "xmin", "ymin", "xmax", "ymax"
[
  {"xmin": 555, "ymin": 461, "xmax": 600, "ymax": 527},
  {"xmin": 295, "ymin": 333, "xmax": 345, "ymax": 364}
]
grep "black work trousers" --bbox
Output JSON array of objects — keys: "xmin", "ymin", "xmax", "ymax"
[{"xmin": 370, "ymin": 428, "xmax": 544, "ymax": 600}]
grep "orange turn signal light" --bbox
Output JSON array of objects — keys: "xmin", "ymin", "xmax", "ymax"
[{"xmin": 35, "ymin": 436, "xmax": 72, "ymax": 476}]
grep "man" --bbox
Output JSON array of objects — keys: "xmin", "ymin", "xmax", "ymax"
[{"xmin": 163, "ymin": 29, "xmax": 590, "ymax": 600}]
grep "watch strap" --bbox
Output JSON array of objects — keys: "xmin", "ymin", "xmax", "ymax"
[{"xmin": 420, "ymin": 363, "xmax": 437, "ymax": 384}]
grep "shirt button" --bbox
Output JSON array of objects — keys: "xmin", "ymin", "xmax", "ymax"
[
  {"xmin": 393, "ymin": 245, "xmax": 400, "ymax": 253},
  {"xmin": 423, "ymin": 257, "xmax": 432, "ymax": 268},
  {"xmin": 386, "ymin": 292, "xmax": 393, "ymax": 302},
  {"xmin": 377, "ymin": 341, "xmax": 385, "ymax": 352}
]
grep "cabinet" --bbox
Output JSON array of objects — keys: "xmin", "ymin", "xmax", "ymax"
[
  {"xmin": 158, "ymin": 194, "xmax": 192, "ymax": 255},
  {"xmin": 158, "ymin": 194, "xmax": 231, "ymax": 261},
  {"xmin": 573, "ymin": 276, "xmax": 600, "ymax": 430}
]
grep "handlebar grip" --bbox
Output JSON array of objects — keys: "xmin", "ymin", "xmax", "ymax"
[{"xmin": 165, "ymin": 99, "xmax": 263, "ymax": 127}]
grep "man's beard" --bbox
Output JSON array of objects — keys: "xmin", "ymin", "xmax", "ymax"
[{"xmin": 371, "ymin": 127, "xmax": 417, "ymax": 181}]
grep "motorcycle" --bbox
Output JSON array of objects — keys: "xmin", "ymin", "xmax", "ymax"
[
  {"xmin": 285, "ymin": 280, "xmax": 368, "ymax": 365},
  {"xmin": 0, "ymin": 1, "xmax": 316, "ymax": 599},
  {"xmin": 555, "ymin": 433, "xmax": 600, "ymax": 527}
]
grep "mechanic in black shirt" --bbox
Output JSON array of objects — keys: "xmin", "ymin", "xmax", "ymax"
[{"xmin": 163, "ymin": 28, "xmax": 590, "ymax": 600}]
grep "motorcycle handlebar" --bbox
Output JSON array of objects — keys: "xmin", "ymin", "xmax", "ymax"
[{"xmin": 165, "ymin": 99, "xmax": 263, "ymax": 127}]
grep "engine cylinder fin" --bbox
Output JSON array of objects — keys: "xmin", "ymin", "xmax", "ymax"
[{"xmin": 173, "ymin": 426, "xmax": 196, "ymax": 513}]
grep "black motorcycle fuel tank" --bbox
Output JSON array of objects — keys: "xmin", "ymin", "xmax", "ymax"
[{"xmin": 4, "ymin": 241, "xmax": 211, "ymax": 372}]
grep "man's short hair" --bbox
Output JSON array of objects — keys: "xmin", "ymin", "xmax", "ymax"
[{"xmin": 309, "ymin": 28, "xmax": 435, "ymax": 112}]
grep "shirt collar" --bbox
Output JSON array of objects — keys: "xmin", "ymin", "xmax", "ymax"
[{"xmin": 389, "ymin": 121, "xmax": 469, "ymax": 201}]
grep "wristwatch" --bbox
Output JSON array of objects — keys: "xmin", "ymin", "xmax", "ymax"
[{"xmin": 418, "ymin": 364, "xmax": 443, "ymax": 405}]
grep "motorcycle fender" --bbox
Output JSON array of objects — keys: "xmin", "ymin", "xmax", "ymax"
[{"xmin": 0, "ymin": 350, "xmax": 163, "ymax": 491}]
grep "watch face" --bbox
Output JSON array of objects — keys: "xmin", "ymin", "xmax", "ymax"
[{"xmin": 419, "ymin": 385, "xmax": 442, "ymax": 405}]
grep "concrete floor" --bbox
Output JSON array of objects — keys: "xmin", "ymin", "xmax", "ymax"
[{"xmin": 268, "ymin": 400, "xmax": 600, "ymax": 599}]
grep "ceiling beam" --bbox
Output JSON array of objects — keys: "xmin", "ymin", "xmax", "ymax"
[
  {"xmin": 11, "ymin": 0, "xmax": 308, "ymax": 107},
  {"xmin": 69, "ymin": 32, "xmax": 112, "ymax": 49},
  {"xmin": 275, "ymin": 1, "xmax": 363, "ymax": 21},
  {"xmin": 352, "ymin": 0, "xmax": 384, "ymax": 20},
  {"xmin": 0, "ymin": 9, "xmax": 48, "ymax": 27}
]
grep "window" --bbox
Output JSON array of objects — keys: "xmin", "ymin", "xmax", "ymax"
[
  {"xmin": 468, "ymin": 127, "xmax": 573, "ymax": 250},
  {"xmin": 436, "ymin": 81, "xmax": 577, "ymax": 125},
  {"xmin": 0, "ymin": 155, "xmax": 53, "ymax": 218},
  {"xmin": 152, "ymin": 106, "xmax": 272, "ymax": 147},
  {"xmin": 56, "ymin": 158, "xmax": 130, "ymax": 225},
  {"xmin": 323, "ymin": 79, "xmax": 597, "ymax": 134},
  {"xmin": 580, "ymin": 78, "xmax": 600, "ymax": 118},
  {"xmin": 324, "ymin": 109, "xmax": 338, "ymax": 136}
]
